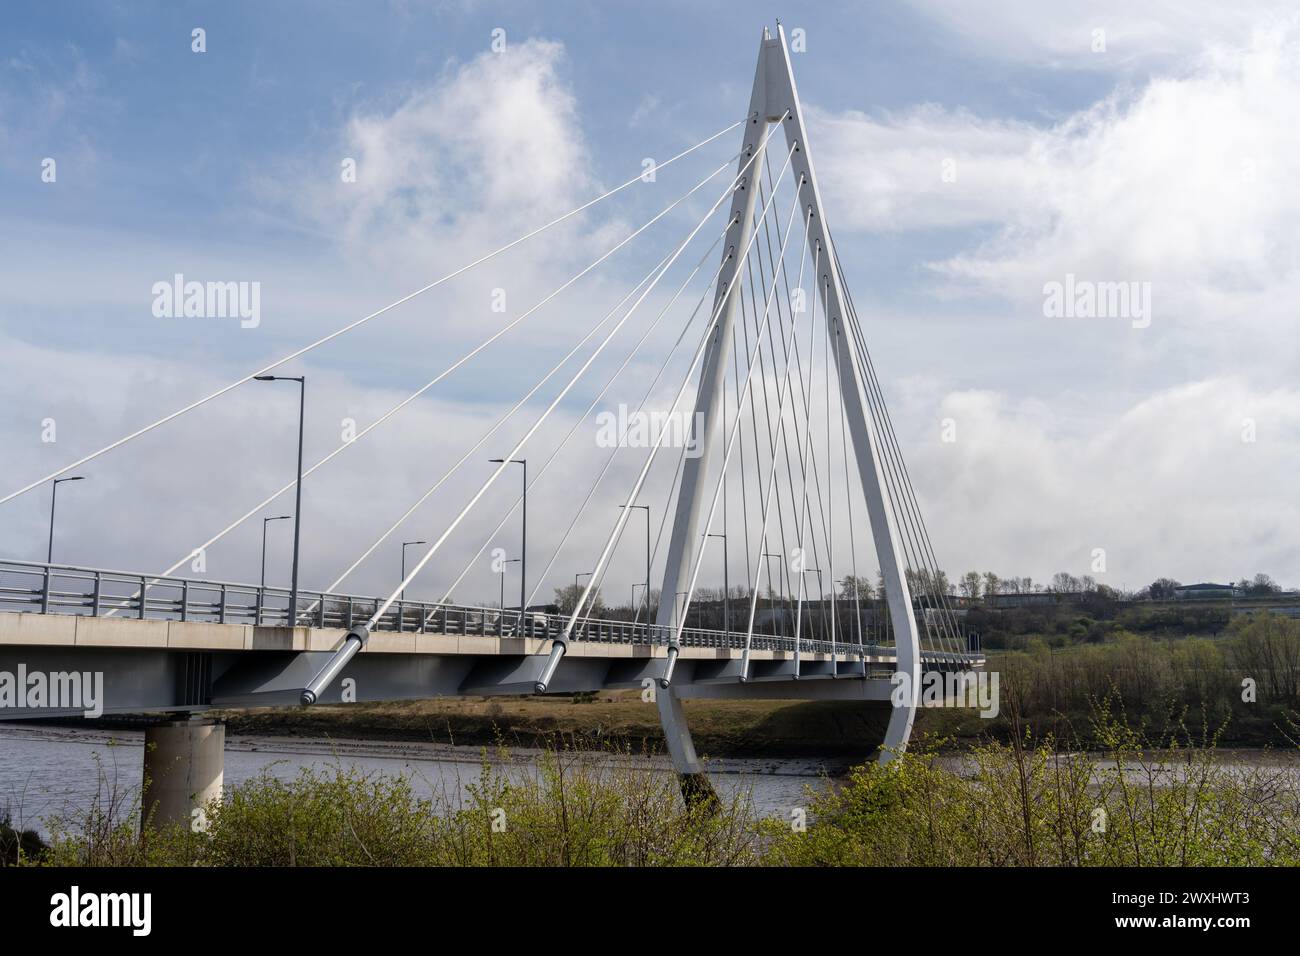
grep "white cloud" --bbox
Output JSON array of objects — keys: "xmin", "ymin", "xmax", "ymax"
[
  {"xmin": 0, "ymin": 36, "xmax": 713, "ymax": 606},
  {"xmin": 0, "ymin": 43, "xmax": 105, "ymax": 169},
  {"xmin": 7, "ymin": 16, "xmax": 1298, "ymax": 606},
  {"xmin": 908, "ymin": 0, "xmax": 1298, "ymax": 71},
  {"xmin": 285, "ymin": 39, "xmax": 600, "ymax": 274},
  {"xmin": 913, "ymin": 379, "xmax": 1300, "ymax": 586},
  {"xmin": 0, "ymin": 327, "xmax": 693, "ymax": 605},
  {"xmin": 816, "ymin": 22, "xmax": 1300, "ymax": 336},
  {"xmin": 805, "ymin": 20, "xmax": 1300, "ymax": 586},
  {"xmin": 809, "ymin": 103, "xmax": 1042, "ymax": 232}
]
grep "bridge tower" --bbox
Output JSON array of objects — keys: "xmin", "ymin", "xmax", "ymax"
[{"xmin": 653, "ymin": 24, "xmax": 922, "ymax": 791}]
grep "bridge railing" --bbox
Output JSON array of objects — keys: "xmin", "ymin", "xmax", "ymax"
[{"xmin": 0, "ymin": 558, "xmax": 948, "ymax": 662}]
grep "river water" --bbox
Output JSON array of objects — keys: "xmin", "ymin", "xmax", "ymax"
[
  {"xmin": 0, "ymin": 724, "xmax": 841, "ymax": 836},
  {"xmin": 6, "ymin": 724, "xmax": 1296, "ymax": 839}
]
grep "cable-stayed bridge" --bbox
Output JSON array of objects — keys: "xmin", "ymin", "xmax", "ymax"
[{"xmin": 0, "ymin": 25, "xmax": 983, "ymax": 815}]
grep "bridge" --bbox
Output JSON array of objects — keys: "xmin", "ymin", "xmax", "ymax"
[{"xmin": 0, "ymin": 25, "xmax": 983, "ymax": 823}]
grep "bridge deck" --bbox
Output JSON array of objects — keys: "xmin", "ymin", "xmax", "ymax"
[
  {"xmin": 0, "ymin": 559, "xmax": 982, "ymax": 719},
  {"xmin": 0, "ymin": 558, "xmax": 983, "ymax": 666}
]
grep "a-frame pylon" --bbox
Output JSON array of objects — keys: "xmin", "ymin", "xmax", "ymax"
[{"xmin": 653, "ymin": 24, "xmax": 922, "ymax": 785}]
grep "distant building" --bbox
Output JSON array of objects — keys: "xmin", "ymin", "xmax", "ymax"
[
  {"xmin": 986, "ymin": 591, "xmax": 1071, "ymax": 608},
  {"xmin": 1173, "ymin": 583, "xmax": 1242, "ymax": 601}
]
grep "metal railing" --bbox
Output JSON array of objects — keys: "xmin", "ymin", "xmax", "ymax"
[{"xmin": 0, "ymin": 558, "xmax": 982, "ymax": 664}]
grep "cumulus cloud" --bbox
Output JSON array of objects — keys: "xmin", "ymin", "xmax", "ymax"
[
  {"xmin": 910, "ymin": 379, "xmax": 1300, "ymax": 587},
  {"xmin": 809, "ymin": 103, "xmax": 1042, "ymax": 232},
  {"xmin": 0, "ymin": 326, "xmax": 692, "ymax": 605},
  {"xmin": 908, "ymin": 0, "xmax": 1298, "ymax": 71},
  {"xmin": 0, "ymin": 36, "xmax": 706, "ymax": 603},
  {"xmin": 283, "ymin": 39, "xmax": 600, "ymax": 272},
  {"xmin": 6, "ymin": 14, "xmax": 1299, "ymax": 602},
  {"xmin": 816, "ymin": 22, "xmax": 1300, "ymax": 330},
  {"xmin": 807, "ymin": 19, "xmax": 1300, "ymax": 585}
]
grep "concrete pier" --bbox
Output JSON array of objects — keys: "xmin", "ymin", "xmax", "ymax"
[{"xmin": 142, "ymin": 718, "xmax": 224, "ymax": 831}]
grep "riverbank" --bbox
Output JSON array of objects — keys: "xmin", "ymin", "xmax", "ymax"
[
  {"xmin": 20, "ymin": 715, "xmax": 1300, "ymax": 866},
  {"xmin": 86, "ymin": 676, "xmax": 1290, "ymax": 756},
  {"xmin": 211, "ymin": 693, "xmax": 895, "ymax": 758}
]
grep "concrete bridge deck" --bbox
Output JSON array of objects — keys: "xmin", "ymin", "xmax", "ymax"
[
  {"xmin": 0, "ymin": 559, "xmax": 981, "ymax": 721},
  {"xmin": 0, "ymin": 607, "xmax": 979, "ymax": 719}
]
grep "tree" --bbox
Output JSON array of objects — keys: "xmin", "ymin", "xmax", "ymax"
[
  {"xmin": 1230, "ymin": 612, "xmax": 1300, "ymax": 707},
  {"xmin": 935, "ymin": 569, "xmax": 952, "ymax": 596},
  {"xmin": 982, "ymin": 572, "xmax": 1001, "ymax": 601},
  {"xmin": 959, "ymin": 571, "xmax": 982, "ymax": 601},
  {"xmin": 1050, "ymin": 572, "xmax": 1081, "ymax": 594},
  {"xmin": 906, "ymin": 568, "xmax": 952, "ymax": 602},
  {"xmin": 838, "ymin": 575, "xmax": 873, "ymax": 601},
  {"xmin": 554, "ymin": 583, "xmax": 604, "ymax": 616},
  {"xmin": 1147, "ymin": 578, "xmax": 1181, "ymax": 601},
  {"xmin": 1248, "ymin": 573, "xmax": 1282, "ymax": 596}
]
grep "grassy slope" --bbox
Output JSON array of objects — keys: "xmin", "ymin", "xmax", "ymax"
[{"xmin": 216, "ymin": 691, "xmax": 898, "ymax": 758}]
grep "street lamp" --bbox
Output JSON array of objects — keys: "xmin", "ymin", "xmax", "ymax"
[
  {"xmin": 619, "ymin": 504, "xmax": 650, "ymax": 624},
  {"xmin": 574, "ymin": 570, "xmax": 593, "ymax": 615},
  {"xmin": 490, "ymin": 458, "xmax": 526, "ymax": 614},
  {"xmin": 261, "ymin": 515, "xmax": 292, "ymax": 589},
  {"xmin": 499, "ymin": 557, "xmax": 520, "ymax": 610},
  {"xmin": 400, "ymin": 540, "xmax": 427, "ymax": 601},
  {"xmin": 255, "ymin": 374, "xmax": 306, "ymax": 626},
  {"xmin": 763, "ymin": 551, "xmax": 783, "ymax": 635},
  {"xmin": 838, "ymin": 577, "xmax": 864, "ymax": 648},
  {"xmin": 801, "ymin": 567, "xmax": 823, "ymax": 640},
  {"xmin": 47, "ymin": 476, "xmax": 86, "ymax": 564},
  {"xmin": 707, "ymin": 532, "xmax": 728, "ymax": 634}
]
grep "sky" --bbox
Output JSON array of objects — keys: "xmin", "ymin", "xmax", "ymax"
[{"xmin": 1, "ymin": 0, "xmax": 1298, "ymax": 607}]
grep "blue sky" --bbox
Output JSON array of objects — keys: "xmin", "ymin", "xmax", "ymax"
[{"xmin": 2, "ymin": 1, "xmax": 1298, "ymax": 602}]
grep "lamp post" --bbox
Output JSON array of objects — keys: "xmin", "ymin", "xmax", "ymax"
[
  {"xmin": 255, "ymin": 374, "xmax": 305, "ymax": 626},
  {"xmin": 47, "ymin": 475, "xmax": 86, "ymax": 564},
  {"xmin": 490, "ymin": 458, "xmax": 526, "ymax": 613},
  {"xmin": 574, "ymin": 570, "xmax": 593, "ymax": 617},
  {"xmin": 499, "ymin": 557, "xmax": 520, "ymax": 611},
  {"xmin": 261, "ymin": 515, "xmax": 292, "ymax": 589},
  {"xmin": 400, "ymin": 540, "xmax": 427, "ymax": 601},
  {"xmin": 801, "ymin": 567, "xmax": 823, "ymax": 640},
  {"xmin": 631, "ymin": 583, "xmax": 645, "ymax": 623},
  {"xmin": 763, "ymin": 551, "xmax": 783, "ymax": 635},
  {"xmin": 838, "ymin": 577, "xmax": 864, "ymax": 648},
  {"xmin": 706, "ymin": 532, "xmax": 728, "ymax": 634},
  {"xmin": 619, "ymin": 504, "xmax": 650, "ymax": 624}
]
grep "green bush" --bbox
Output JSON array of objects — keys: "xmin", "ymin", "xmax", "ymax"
[
  {"xmin": 763, "ymin": 702, "xmax": 1300, "ymax": 867},
  {"xmin": 29, "ymin": 698, "xmax": 1300, "ymax": 868},
  {"xmin": 38, "ymin": 744, "xmax": 763, "ymax": 867}
]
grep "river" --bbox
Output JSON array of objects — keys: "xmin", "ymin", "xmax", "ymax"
[
  {"xmin": 0, "ymin": 723, "xmax": 841, "ymax": 836},
  {"xmin": 7, "ymin": 724, "xmax": 1296, "ymax": 840}
]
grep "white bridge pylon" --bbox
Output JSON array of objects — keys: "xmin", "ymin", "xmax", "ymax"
[{"xmin": 540, "ymin": 24, "xmax": 924, "ymax": 777}]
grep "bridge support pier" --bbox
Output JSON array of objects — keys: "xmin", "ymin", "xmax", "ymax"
[{"xmin": 142, "ymin": 717, "xmax": 224, "ymax": 833}]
